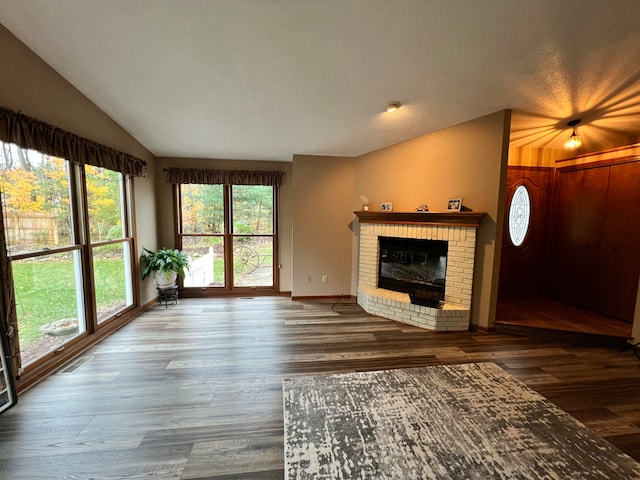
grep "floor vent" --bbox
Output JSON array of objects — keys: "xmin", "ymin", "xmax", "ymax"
[{"xmin": 59, "ymin": 356, "xmax": 93, "ymax": 374}]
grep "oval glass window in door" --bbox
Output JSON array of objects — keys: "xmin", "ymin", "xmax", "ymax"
[{"xmin": 508, "ymin": 184, "xmax": 531, "ymax": 247}]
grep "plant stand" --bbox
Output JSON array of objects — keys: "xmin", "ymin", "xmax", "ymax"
[{"xmin": 157, "ymin": 284, "xmax": 179, "ymax": 308}]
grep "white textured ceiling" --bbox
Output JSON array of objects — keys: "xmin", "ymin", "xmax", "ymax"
[{"xmin": 1, "ymin": 1, "xmax": 640, "ymax": 161}]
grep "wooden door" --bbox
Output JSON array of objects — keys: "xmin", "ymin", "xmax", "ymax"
[
  {"xmin": 499, "ymin": 167, "xmax": 553, "ymax": 296},
  {"xmin": 550, "ymin": 168, "xmax": 583, "ymax": 303},
  {"xmin": 550, "ymin": 160, "xmax": 640, "ymax": 323},
  {"xmin": 551, "ymin": 166, "xmax": 609, "ymax": 309},
  {"xmin": 596, "ymin": 161, "xmax": 640, "ymax": 321}
]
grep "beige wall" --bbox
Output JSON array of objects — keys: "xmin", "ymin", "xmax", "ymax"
[
  {"xmin": 354, "ymin": 110, "xmax": 512, "ymax": 328},
  {"xmin": 0, "ymin": 24, "xmax": 159, "ymax": 305},
  {"xmin": 291, "ymin": 155, "xmax": 356, "ymax": 297},
  {"xmin": 289, "ymin": 112, "xmax": 510, "ymax": 327},
  {"xmin": 155, "ymin": 157, "xmax": 293, "ymax": 293}
]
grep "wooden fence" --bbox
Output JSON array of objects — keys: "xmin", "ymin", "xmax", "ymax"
[{"xmin": 4, "ymin": 212, "xmax": 59, "ymax": 245}]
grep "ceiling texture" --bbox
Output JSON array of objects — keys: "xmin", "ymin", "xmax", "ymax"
[{"xmin": 1, "ymin": 0, "xmax": 639, "ymax": 161}]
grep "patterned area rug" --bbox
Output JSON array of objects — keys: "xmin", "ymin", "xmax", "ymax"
[{"xmin": 283, "ymin": 362, "xmax": 640, "ymax": 479}]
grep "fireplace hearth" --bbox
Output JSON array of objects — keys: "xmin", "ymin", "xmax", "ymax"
[{"xmin": 354, "ymin": 211, "xmax": 485, "ymax": 331}]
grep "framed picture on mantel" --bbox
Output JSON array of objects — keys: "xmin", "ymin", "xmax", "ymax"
[
  {"xmin": 446, "ymin": 198, "xmax": 462, "ymax": 212},
  {"xmin": 380, "ymin": 202, "xmax": 393, "ymax": 211}
]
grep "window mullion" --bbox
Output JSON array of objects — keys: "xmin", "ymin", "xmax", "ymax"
[
  {"xmin": 224, "ymin": 184, "xmax": 233, "ymax": 290},
  {"xmin": 273, "ymin": 185, "xmax": 280, "ymax": 289},
  {"xmin": 78, "ymin": 166, "xmax": 97, "ymax": 334}
]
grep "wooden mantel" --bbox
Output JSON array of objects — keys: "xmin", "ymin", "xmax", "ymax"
[{"xmin": 353, "ymin": 211, "xmax": 486, "ymax": 228}]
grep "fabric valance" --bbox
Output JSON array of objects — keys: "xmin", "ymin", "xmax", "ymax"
[
  {"xmin": 165, "ymin": 167, "xmax": 284, "ymax": 186},
  {"xmin": 0, "ymin": 106, "xmax": 147, "ymax": 177}
]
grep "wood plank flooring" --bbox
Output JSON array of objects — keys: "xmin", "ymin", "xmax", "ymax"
[
  {"xmin": 1, "ymin": 297, "xmax": 640, "ymax": 479},
  {"xmin": 496, "ymin": 295, "xmax": 633, "ymax": 337}
]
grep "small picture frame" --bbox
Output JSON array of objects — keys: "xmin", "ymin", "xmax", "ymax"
[
  {"xmin": 446, "ymin": 198, "xmax": 462, "ymax": 212},
  {"xmin": 380, "ymin": 202, "xmax": 393, "ymax": 211}
]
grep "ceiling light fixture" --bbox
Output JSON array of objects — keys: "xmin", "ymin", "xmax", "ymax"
[
  {"xmin": 385, "ymin": 102, "xmax": 401, "ymax": 113},
  {"xmin": 564, "ymin": 119, "xmax": 582, "ymax": 150}
]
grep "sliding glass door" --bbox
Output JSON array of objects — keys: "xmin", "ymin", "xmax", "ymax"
[
  {"xmin": 178, "ymin": 183, "xmax": 278, "ymax": 293},
  {"xmin": 231, "ymin": 185, "xmax": 274, "ymax": 287},
  {"xmin": 0, "ymin": 325, "xmax": 15, "ymax": 413},
  {"xmin": 180, "ymin": 184, "xmax": 226, "ymax": 287}
]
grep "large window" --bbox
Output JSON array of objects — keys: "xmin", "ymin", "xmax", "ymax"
[
  {"xmin": 180, "ymin": 184, "xmax": 225, "ymax": 287},
  {"xmin": 0, "ymin": 143, "xmax": 135, "ymax": 368},
  {"xmin": 178, "ymin": 181, "xmax": 278, "ymax": 292},
  {"xmin": 231, "ymin": 185, "xmax": 274, "ymax": 287},
  {"xmin": 85, "ymin": 165, "xmax": 134, "ymax": 323}
]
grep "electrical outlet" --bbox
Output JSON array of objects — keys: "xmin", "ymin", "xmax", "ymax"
[
  {"xmin": 322, "ymin": 275, "xmax": 328, "ymax": 283},
  {"xmin": 305, "ymin": 275, "xmax": 311, "ymax": 283}
]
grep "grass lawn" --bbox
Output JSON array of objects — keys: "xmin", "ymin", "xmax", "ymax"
[
  {"xmin": 214, "ymin": 258, "xmax": 224, "ymax": 284},
  {"xmin": 13, "ymin": 258, "xmax": 128, "ymax": 346}
]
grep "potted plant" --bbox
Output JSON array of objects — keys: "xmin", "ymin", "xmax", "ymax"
[{"xmin": 140, "ymin": 247, "xmax": 190, "ymax": 287}]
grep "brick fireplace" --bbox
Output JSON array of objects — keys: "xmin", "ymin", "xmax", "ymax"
[{"xmin": 355, "ymin": 211, "xmax": 484, "ymax": 331}]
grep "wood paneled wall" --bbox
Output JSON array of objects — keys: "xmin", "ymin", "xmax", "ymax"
[
  {"xmin": 549, "ymin": 159, "xmax": 640, "ymax": 322},
  {"xmin": 501, "ymin": 156, "xmax": 640, "ymax": 324}
]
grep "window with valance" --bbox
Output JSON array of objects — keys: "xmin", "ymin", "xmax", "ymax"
[
  {"xmin": 166, "ymin": 167, "xmax": 283, "ymax": 293},
  {"xmin": 0, "ymin": 106, "xmax": 143, "ymax": 387}
]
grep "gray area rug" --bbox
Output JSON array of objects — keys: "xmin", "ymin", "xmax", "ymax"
[{"xmin": 283, "ymin": 362, "xmax": 640, "ymax": 479}]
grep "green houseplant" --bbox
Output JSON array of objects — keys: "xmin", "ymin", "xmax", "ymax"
[{"xmin": 140, "ymin": 247, "xmax": 190, "ymax": 286}]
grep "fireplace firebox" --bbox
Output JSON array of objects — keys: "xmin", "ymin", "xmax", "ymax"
[{"xmin": 378, "ymin": 237, "xmax": 448, "ymax": 305}]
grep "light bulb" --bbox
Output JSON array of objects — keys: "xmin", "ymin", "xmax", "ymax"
[
  {"xmin": 384, "ymin": 102, "xmax": 401, "ymax": 113},
  {"xmin": 564, "ymin": 119, "xmax": 582, "ymax": 150},
  {"xmin": 564, "ymin": 132, "xmax": 582, "ymax": 150}
]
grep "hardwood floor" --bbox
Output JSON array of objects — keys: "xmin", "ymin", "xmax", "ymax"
[
  {"xmin": 495, "ymin": 296, "xmax": 633, "ymax": 336},
  {"xmin": 1, "ymin": 297, "xmax": 640, "ymax": 479}
]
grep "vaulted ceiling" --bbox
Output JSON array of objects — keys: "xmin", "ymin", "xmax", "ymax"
[{"xmin": 1, "ymin": 1, "xmax": 639, "ymax": 161}]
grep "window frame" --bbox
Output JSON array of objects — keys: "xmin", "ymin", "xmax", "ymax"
[
  {"xmin": 175, "ymin": 182, "xmax": 280, "ymax": 295},
  {"xmin": 83, "ymin": 166, "xmax": 136, "ymax": 325},
  {"xmin": 0, "ymin": 149, "xmax": 138, "ymax": 374}
]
